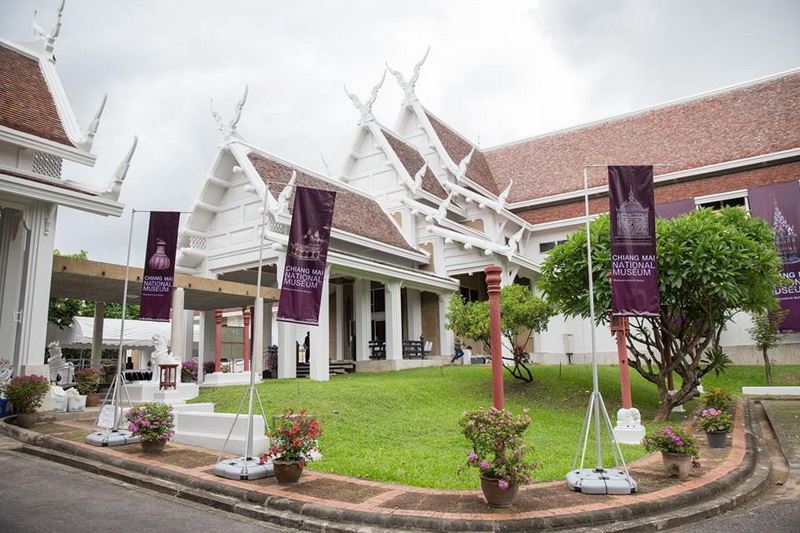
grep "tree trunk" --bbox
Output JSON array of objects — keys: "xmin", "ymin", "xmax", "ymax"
[
  {"xmin": 653, "ymin": 401, "xmax": 675, "ymax": 422},
  {"xmin": 763, "ymin": 347, "xmax": 773, "ymax": 386}
]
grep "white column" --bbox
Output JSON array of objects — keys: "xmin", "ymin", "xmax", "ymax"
[
  {"xmin": 438, "ymin": 292, "xmax": 455, "ymax": 358},
  {"xmin": 0, "ymin": 210, "xmax": 25, "ymax": 365},
  {"xmin": 407, "ymin": 288, "xmax": 422, "ymax": 341},
  {"xmin": 276, "ymin": 252, "xmax": 297, "ymax": 378},
  {"xmin": 19, "ymin": 202, "xmax": 57, "ymax": 375},
  {"xmin": 252, "ymin": 297, "xmax": 264, "ymax": 378},
  {"xmin": 277, "ymin": 321, "xmax": 297, "ymax": 378},
  {"xmin": 354, "ymin": 278, "xmax": 371, "ymax": 361},
  {"xmin": 91, "ymin": 302, "xmax": 105, "ymax": 369},
  {"xmin": 335, "ymin": 284, "xmax": 344, "ymax": 360},
  {"xmin": 170, "ymin": 287, "xmax": 185, "ymax": 366},
  {"xmin": 385, "ymin": 280, "xmax": 402, "ymax": 361},
  {"xmin": 183, "ymin": 310, "xmax": 194, "ymax": 362},
  {"xmin": 309, "ymin": 266, "xmax": 330, "ymax": 382},
  {"xmin": 258, "ymin": 301, "xmax": 273, "ymax": 376},
  {"xmin": 198, "ymin": 310, "xmax": 216, "ymax": 383}
]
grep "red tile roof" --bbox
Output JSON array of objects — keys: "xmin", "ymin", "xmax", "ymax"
[
  {"xmin": 424, "ymin": 111, "xmax": 499, "ymax": 195},
  {"xmin": 247, "ymin": 153, "xmax": 418, "ymax": 253},
  {"xmin": 0, "ymin": 44, "xmax": 73, "ymax": 147},
  {"xmin": 484, "ymin": 72, "xmax": 800, "ymax": 204},
  {"xmin": 380, "ymin": 128, "xmax": 447, "ymax": 199}
]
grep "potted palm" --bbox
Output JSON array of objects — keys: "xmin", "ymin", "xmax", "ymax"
[
  {"xmin": 459, "ymin": 407, "xmax": 538, "ymax": 508},
  {"xmin": 125, "ymin": 402, "xmax": 175, "ymax": 453},
  {"xmin": 643, "ymin": 425, "xmax": 700, "ymax": 479},
  {"xmin": 74, "ymin": 368, "xmax": 103, "ymax": 407},
  {"xmin": 261, "ymin": 408, "xmax": 322, "ymax": 483},
  {"xmin": 698, "ymin": 408, "xmax": 732, "ymax": 448},
  {"xmin": 2, "ymin": 375, "xmax": 50, "ymax": 428}
]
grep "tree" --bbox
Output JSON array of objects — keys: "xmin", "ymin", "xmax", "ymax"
[
  {"xmin": 748, "ymin": 310, "xmax": 787, "ymax": 386},
  {"xmin": 539, "ymin": 208, "xmax": 786, "ymax": 421},
  {"xmin": 445, "ymin": 283, "xmax": 554, "ymax": 382}
]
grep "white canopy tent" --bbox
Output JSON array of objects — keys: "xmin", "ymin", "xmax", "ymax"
[{"xmin": 47, "ymin": 317, "xmax": 199, "ymax": 350}]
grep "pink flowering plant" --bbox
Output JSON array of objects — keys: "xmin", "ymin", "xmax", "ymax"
[
  {"xmin": 643, "ymin": 425, "xmax": 700, "ymax": 466},
  {"xmin": 125, "ymin": 402, "xmax": 175, "ymax": 443},
  {"xmin": 2, "ymin": 375, "xmax": 49, "ymax": 413},
  {"xmin": 459, "ymin": 407, "xmax": 538, "ymax": 489},
  {"xmin": 181, "ymin": 360, "xmax": 198, "ymax": 382},
  {"xmin": 260, "ymin": 408, "xmax": 322, "ymax": 467},
  {"xmin": 698, "ymin": 408, "xmax": 732, "ymax": 433}
]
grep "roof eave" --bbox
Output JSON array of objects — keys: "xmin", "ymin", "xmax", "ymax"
[
  {"xmin": 0, "ymin": 125, "xmax": 95, "ymax": 166},
  {"xmin": 0, "ymin": 172, "xmax": 123, "ymax": 216}
]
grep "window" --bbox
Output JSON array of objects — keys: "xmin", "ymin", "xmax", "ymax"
[
  {"xmin": 371, "ymin": 287, "xmax": 385, "ymax": 313},
  {"xmin": 539, "ymin": 240, "xmax": 566, "ymax": 254},
  {"xmin": 460, "ymin": 286, "xmax": 479, "ymax": 302},
  {"xmin": 697, "ymin": 197, "xmax": 746, "ymax": 211}
]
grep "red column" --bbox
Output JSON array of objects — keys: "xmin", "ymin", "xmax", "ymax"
[
  {"xmin": 243, "ymin": 307, "xmax": 251, "ymax": 372},
  {"xmin": 485, "ymin": 266, "xmax": 504, "ymax": 410},
  {"xmin": 611, "ymin": 315, "xmax": 633, "ymax": 409},
  {"xmin": 215, "ymin": 309, "xmax": 223, "ymax": 373}
]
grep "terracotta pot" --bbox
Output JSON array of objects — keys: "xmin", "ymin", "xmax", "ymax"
[
  {"xmin": 273, "ymin": 460, "xmax": 304, "ymax": 483},
  {"xmin": 85, "ymin": 394, "xmax": 101, "ymax": 407},
  {"xmin": 706, "ymin": 430, "xmax": 727, "ymax": 448},
  {"xmin": 661, "ymin": 451, "xmax": 692, "ymax": 479},
  {"xmin": 479, "ymin": 474, "xmax": 519, "ymax": 508},
  {"xmin": 140, "ymin": 440, "xmax": 167, "ymax": 454},
  {"xmin": 15, "ymin": 412, "xmax": 38, "ymax": 429}
]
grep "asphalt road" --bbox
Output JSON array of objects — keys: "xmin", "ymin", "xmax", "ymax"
[{"xmin": 0, "ymin": 444, "xmax": 289, "ymax": 533}]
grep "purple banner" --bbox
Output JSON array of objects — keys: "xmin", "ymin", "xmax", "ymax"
[
  {"xmin": 609, "ymin": 166, "xmax": 659, "ymax": 316},
  {"xmin": 277, "ymin": 186, "xmax": 337, "ymax": 326},
  {"xmin": 748, "ymin": 180, "xmax": 800, "ymax": 332},
  {"xmin": 655, "ymin": 198, "xmax": 695, "ymax": 220},
  {"xmin": 140, "ymin": 212, "xmax": 180, "ymax": 321}
]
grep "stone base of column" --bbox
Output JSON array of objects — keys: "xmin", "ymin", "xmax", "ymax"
[{"xmin": 613, "ymin": 407, "xmax": 646, "ymax": 445}]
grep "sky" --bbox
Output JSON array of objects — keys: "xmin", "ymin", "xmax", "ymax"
[{"xmin": 1, "ymin": 0, "xmax": 799, "ymax": 264}]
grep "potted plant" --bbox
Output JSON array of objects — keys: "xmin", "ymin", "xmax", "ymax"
[
  {"xmin": 459, "ymin": 406, "xmax": 537, "ymax": 508},
  {"xmin": 2, "ymin": 375, "xmax": 49, "ymax": 428},
  {"xmin": 261, "ymin": 408, "xmax": 322, "ymax": 483},
  {"xmin": 74, "ymin": 368, "xmax": 103, "ymax": 407},
  {"xmin": 701, "ymin": 387, "xmax": 732, "ymax": 411},
  {"xmin": 181, "ymin": 360, "xmax": 198, "ymax": 383},
  {"xmin": 125, "ymin": 402, "xmax": 175, "ymax": 453},
  {"xmin": 698, "ymin": 408, "xmax": 732, "ymax": 448},
  {"xmin": 643, "ymin": 425, "xmax": 700, "ymax": 480},
  {"xmin": 203, "ymin": 361, "xmax": 215, "ymax": 376}
]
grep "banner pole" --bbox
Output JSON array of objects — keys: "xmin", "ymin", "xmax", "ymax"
[
  {"xmin": 565, "ymin": 166, "xmax": 637, "ymax": 495},
  {"xmin": 85, "ymin": 208, "xmax": 141, "ymax": 446},
  {"xmin": 213, "ymin": 184, "xmax": 272, "ymax": 480}
]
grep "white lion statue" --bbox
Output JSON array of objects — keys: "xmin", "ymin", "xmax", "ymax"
[{"xmin": 150, "ymin": 333, "xmax": 179, "ymax": 382}]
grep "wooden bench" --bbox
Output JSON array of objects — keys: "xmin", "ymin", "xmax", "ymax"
[
  {"xmin": 402, "ymin": 340, "xmax": 426, "ymax": 359},
  {"xmin": 368, "ymin": 341, "xmax": 386, "ymax": 360}
]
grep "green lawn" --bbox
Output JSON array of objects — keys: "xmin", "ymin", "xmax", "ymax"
[{"xmin": 193, "ymin": 364, "xmax": 800, "ymax": 489}]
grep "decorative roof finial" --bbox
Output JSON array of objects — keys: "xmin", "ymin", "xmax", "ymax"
[
  {"xmin": 275, "ymin": 170, "xmax": 297, "ymax": 216},
  {"xmin": 344, "ymin": 72, "xmax": 386, "ymax": 125},
  {"xmin": 494, "ymin": 180, "xmax": 513, "ymax": 212},
  {"xmin": 386, "ymin": 46, "xmax": 430, "ymax": 105},
  {"xmin": 402, "ymin": 162, "xmax": 427, "ymax": 193},
  {"xmin": 451, "ymin": 147, "xmax": 474, "ymax": 182},
  {"xmin": 102, "ymin": 136, "xmax": 138, "ymax": 201},
  {"xmin": 210, "ymin": 84, "xmax": 249, "ymax": 141},
  {"xmin": 79, "ymin": 94, "xmax": 107, "ymax": 151},
  {"xmin": 33, "ymin": 0, "xmax": 65, "ymax": 60}
]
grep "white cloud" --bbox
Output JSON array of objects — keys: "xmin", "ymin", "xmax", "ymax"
[{"xmin": 1, "ymin": 0, "xmax": 797, "ymax": 263}]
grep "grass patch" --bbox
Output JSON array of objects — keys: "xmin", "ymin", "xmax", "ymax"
[{"xmin": 194, "ymin": 364, "xmax": 799, "ymax": 489}]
